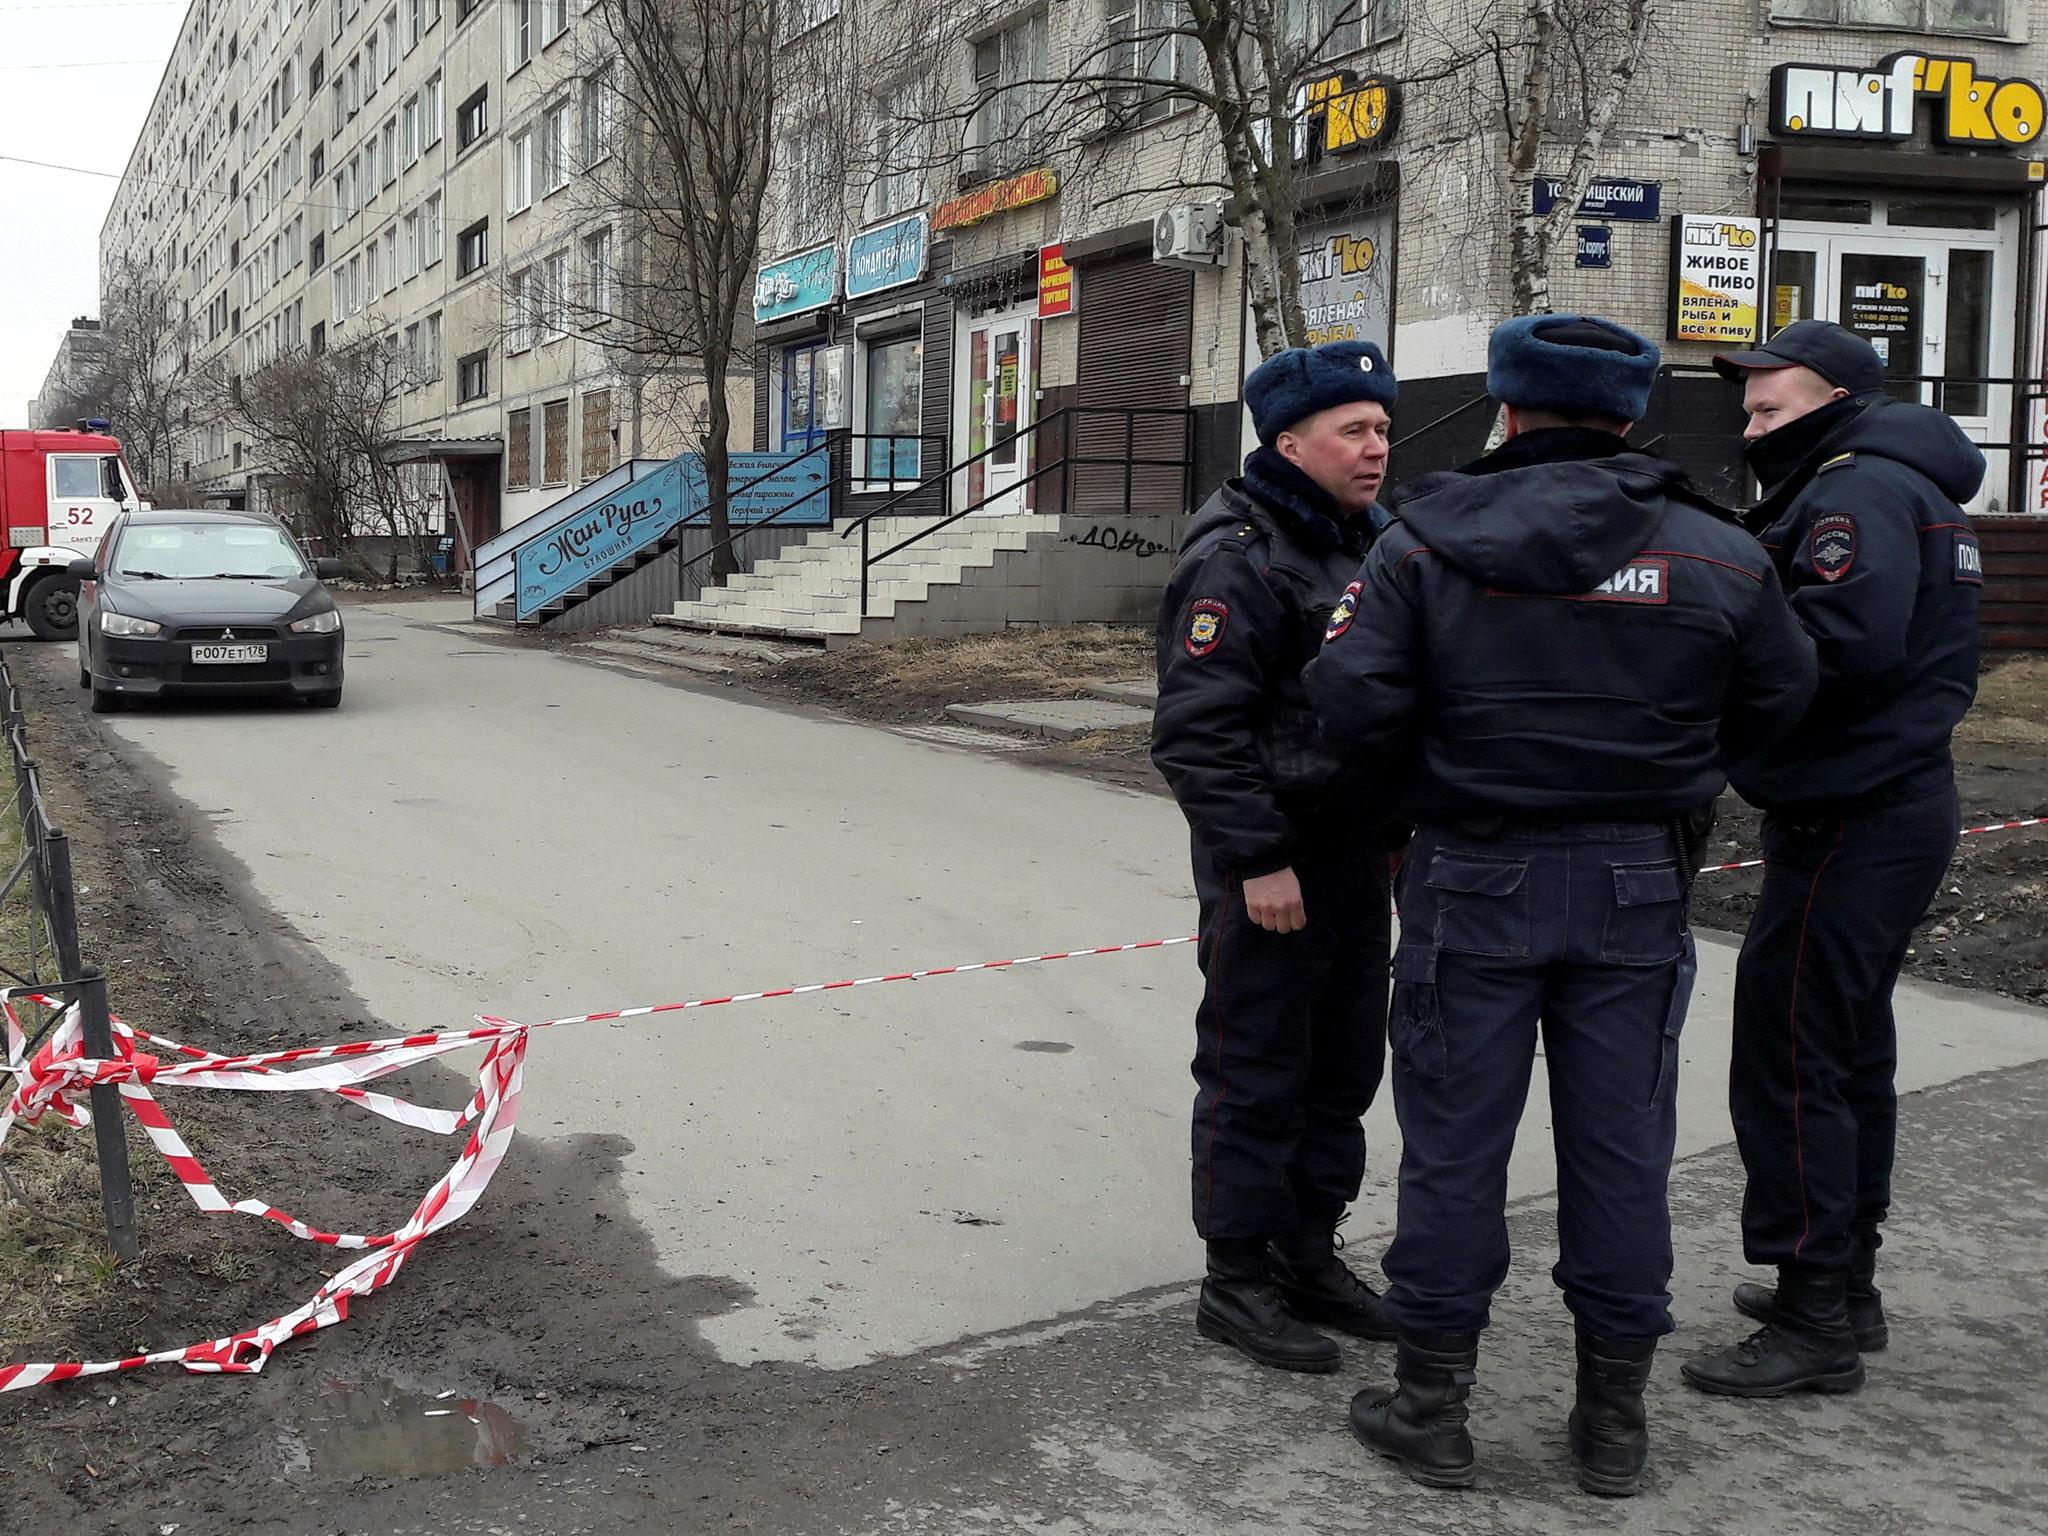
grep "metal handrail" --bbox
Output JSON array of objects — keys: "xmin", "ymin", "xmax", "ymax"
[{"xmin": 837, "ymin": 405, "xmax": 1197, "ymax": 619}]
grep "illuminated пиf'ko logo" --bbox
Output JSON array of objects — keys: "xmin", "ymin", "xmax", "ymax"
[{"xmin": 1772, "ymin": 52, "xmax": 2044, "ymax": 148}]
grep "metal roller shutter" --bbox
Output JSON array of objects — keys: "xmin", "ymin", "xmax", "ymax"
[{"xmin": 1073, "ymin": 256, "xmax": 1194, "ymax": 517}]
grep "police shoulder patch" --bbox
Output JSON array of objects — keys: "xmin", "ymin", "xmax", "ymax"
[
  {"xmin": 1810, "ymin": 513, "xmax": 1856, "ymax": 581},
  {"xmin": 1818, "ymin": 452, "xmax": 1855, "ymax": 474},
  {"xmin": 1325, "ymin": 580, "xmax": 1363, "ymax": 642},
  {"xmin": 1954, "ymin": 532, "xmax": 1984, "ymax": 585},
  {"xmin": 1185, "ymin": 597, "xmax": 1229, "ymax": 658}
]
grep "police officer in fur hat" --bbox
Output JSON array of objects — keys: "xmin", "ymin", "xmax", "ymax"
[
  {"xmin": 1306, "ymin": 315, "xmax": 1817, "ymax": 1495},
  {"xmin": 1152, "ymin": 339, "xmax": 1403, "ymax": 1376}
]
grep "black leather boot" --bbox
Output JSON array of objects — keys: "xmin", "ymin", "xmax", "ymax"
[
  {"xmin": 1349, "ymin": 1331, "xmax": 1478, "ymax": 1489},
  {"xmin": 1732, "ymin": 1243, "xmax": 1887, "ymax": 1351},
  {"xmin": 1567, "ymin": 1332, "xmax": 1655, "ymax": 1497},
  {"xmin": 1196, "ymin": 1238, "xmax": 1341, "ymax": 1373},
  {"xmin": 1270, "ymin": 1225, "xmax": 1396, "ymax": 1341},
  {"xmin": 1683, "ymin": 1265, "xmax": 1865, "ymax": 1397}
]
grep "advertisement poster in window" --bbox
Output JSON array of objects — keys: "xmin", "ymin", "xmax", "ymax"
[
  {"xmin": 1669, "ymin": 214, "xmax": 1762, "ymax": 344},
  {"xmin": 1295, "ymin": 208, "xmax": 1393, "ymax": 348}
]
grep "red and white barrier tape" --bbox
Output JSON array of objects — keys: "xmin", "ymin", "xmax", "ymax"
[{"xmin": 2, "ymin": 813, "xmax": 2042, "ymax": 1394}]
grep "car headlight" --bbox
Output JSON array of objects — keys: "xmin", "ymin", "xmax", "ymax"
[
  {"xmin": 290, "ymin": 609, "xmax": 342, "ymax": 635},
  {"xmin": 101, "ymin": 611, "xmax": 161, "ymax": 638}
]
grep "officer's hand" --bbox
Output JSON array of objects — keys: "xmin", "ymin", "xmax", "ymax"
[{"xmin": 1243, "ymin": 868, "xmax": 1307, "ymax": 933}]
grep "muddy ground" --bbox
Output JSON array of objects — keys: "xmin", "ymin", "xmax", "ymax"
[{"xmin": 746, "ymin": 632, "xmax": 2048, "ymax": 1006}]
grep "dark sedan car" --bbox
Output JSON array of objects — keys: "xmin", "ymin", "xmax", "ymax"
[{"xmin": 72, "ymin": 509, "xmax": 347, "ymax": 713}]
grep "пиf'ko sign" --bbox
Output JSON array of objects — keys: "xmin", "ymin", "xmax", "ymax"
[
  {"xmin": 1669, "ymin": 215, "xmax": 1762, "ymax": 345},
  {"xmin": 1771, "ymin": 52, "xmax": 2045, "ymax": 148}
]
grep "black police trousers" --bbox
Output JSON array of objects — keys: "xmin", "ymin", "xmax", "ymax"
[
  {"xmin": 1189, "ymin": 822, "xmax": 1390, "ymax": 1241},
  {"xmin": 1382, "ymin": 822, "xmax": 1695, "ymax": 1341},
  {"xmin": 1731, "ymin": 779, "xmax": 1960, "ymax": 1270}
]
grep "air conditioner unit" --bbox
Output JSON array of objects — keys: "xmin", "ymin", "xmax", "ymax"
[{"xmin": 1153, "ymin": 202, "xmax": 1227, "ymax": 267}]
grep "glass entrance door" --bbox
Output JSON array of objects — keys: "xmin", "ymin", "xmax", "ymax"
[
  {"xmin": 1770, "ymin": 202, "xmax": 2016, "ymax": 509},
  {"xmin": 955, "ymin": 306, "xmax": 1035, "ymax": 515}
]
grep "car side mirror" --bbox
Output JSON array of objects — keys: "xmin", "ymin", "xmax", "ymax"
[
  {"xmin": 314, "ymin": 558, "xmax": 346, "ymax": 580},
  {"xmin": 67, "ymin": 559, "xmax": 98, "ymax": 580}
]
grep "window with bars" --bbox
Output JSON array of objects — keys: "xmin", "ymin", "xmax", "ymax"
[
  {"xmin": 1769, "ymin": 0, "xmax": 2006, "ymax": 31},
  {"xmin": 542, "ymin": 398, "xmax": 570, "ymax": 485},
  {"xmin": 507, "ymin": 406, "xmax": 531, "ymax": 487},
  {"xmin": 582, "ymin": 389, "xmax": 613, "ymax": 479}
]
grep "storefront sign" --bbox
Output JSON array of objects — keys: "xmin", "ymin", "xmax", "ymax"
[
  {"xmin": 753, "ymin": 243, "xmax": 839, "ymax": 324},
  {"xmin": 1576, "ymin": 226, "xmax": 1612, "ymax": 269},
  {"xmin": 680, "ymin": 449, "xmax": 833, "ymax": 526},
  {"xmin": 932, "ymin": 167, "xmax": 1058, "ymax": 232},
  {"xmin": 1840, "ymin": 257, "xmax": 1920, "ymax": 371},
  {"xmin": 1296, "ymin": 209, "xmax": 1393, "ymax": 347},
  {"xmin": 1304, "ymin": 72, "xmax": 1402, "ymax": 155},
  {"xmin": 1534, "ymin": 176, "xmax": 1661, "ymax": 222},
  {"xmin": 846, "ymin": 214, "xmax": 929, "ymax": 299},
  {"xmin": 1038, "ymin": 244, "xmax": 1075, "ymax": 318},
  {"xmin": 1668, "ymin": 214, "xmax": 1762, "ymax": 345},
  {"xmin": 516, "ymin": 456, "xmax": 695, "ymax": 620},
  {"xmin": 1771, "ymin": 53, "xmax": 2044, "ymax": 149}
]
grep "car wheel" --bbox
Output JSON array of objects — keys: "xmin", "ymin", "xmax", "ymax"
[
  {"xmin": 24, "ymin": 577, "xmax": 80, "ymax": 641},
  {"xmin": 88, "ymin": 682, "xmax": 121, "ymax": 715},
  {"xmin": 309, "ymin": 689, "xmax": 342, "ymax": 710}
]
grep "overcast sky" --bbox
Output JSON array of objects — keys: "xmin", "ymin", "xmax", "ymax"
[{"xmin": 0, "ymin": 0, "xmax": 188, "ymax": 429}]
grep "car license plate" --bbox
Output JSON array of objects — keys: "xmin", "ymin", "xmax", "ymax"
[{"xmin": 191, "ymin": 644, "xmax": 268, "ymax": 664}]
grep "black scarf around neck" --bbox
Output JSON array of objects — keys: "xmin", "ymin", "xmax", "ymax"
[{"xmin": 1242, "ymin": 446, "xmax": 1368, "ymax": 557}]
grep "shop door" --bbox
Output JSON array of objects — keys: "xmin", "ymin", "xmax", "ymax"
[
  {"xmin": 1771, "ymin": 219, "xmax": 2014, "ymax": 508},
  {"xmin": 779, "ymin": 342, "xmax": 832, "ymax": 455},
  {"xmin": 955, "ymin": 307, "xmax": 1035, "ymax": 515}
]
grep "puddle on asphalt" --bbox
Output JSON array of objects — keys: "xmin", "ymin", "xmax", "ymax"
[{"xmin": 283, "ymin": 1377, "xmax": 526, "ymax": 1477}]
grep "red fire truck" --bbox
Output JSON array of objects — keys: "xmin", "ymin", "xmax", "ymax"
[{"xmin": 0, "ymin": 424, "xmax": 145, "ymax": 639}]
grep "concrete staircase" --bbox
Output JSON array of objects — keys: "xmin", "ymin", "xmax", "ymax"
[{"xmin": 657, "ymin": 513, "xmax": 1061, "ymax": 642}]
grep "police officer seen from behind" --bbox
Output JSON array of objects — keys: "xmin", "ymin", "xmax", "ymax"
[
  {"xmin": 1306, "ymin": 316, "xmax": 1817, "ymax": 1495},
  {"xmin": 1152, "ymin": 339, "xmax": 1400, "ymax": 1376},
  {"xmin": 1682, "ymin": 321, "xmax": 1983, "ymax": 1399}
]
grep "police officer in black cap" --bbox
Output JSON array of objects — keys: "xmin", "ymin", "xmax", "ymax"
[
  {"xmin": 1152, "ymin": 338, "xmax": 1401, "ymax": 1376},
  {"xmin": 1682, "ymin": 320, "xmax": 1984, "ymax": 1399},
  {"xmin": 1306, "ymin": 314, "xmax": 1816, "ymax": 1495}
]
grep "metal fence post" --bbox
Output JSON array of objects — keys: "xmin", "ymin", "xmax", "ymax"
[{"xmin": 44, "ymin": 830, "xmax": 140, "ymax": 1264}]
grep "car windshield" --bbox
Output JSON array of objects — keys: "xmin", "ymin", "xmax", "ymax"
[{"xmin": 111, "ymin": 524, "xmax": 307, "ymax": 581}]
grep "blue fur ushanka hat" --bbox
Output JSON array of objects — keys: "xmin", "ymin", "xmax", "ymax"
[
  {"xmin": 1245, "ymin": 340, "xmax": 1398, "ymax": 445},
  {"xmin": 1487, "ymin": 314, "xmax": 1660, "ymax": 424}
]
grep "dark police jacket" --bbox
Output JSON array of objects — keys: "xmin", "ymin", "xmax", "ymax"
[
  {"xmin": 1152, "ymin": 459, "xmax": 1381, "ymax": 878},
  {"xmin": 1727, "ymin": 396, "xmax": 1984, "ymax": 814},
  {"xmin": 1304, "ymin": 429, "xmax": 1818, "ymax": 824}
]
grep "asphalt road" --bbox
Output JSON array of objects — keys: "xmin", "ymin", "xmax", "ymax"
[{"xmin": 16, "ymin": 598, "xmax": 2048, "ymax": 1531}]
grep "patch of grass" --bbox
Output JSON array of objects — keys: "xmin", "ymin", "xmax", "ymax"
[
  {"xmin": 1960, "ymin": 656, "xmax": 2048, "ymax": 748},
  {"xmin": 764, "ymin": 624, "xmax": 1153, "ymax": 713}
]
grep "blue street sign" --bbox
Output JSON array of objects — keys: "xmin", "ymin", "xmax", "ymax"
[
  {"xmin": 753, "ymin": 243, "xmax": 839, "ymax": 323},
  {"xmin": 1535, "ymin": 176, "xmax": 1661, "ymax": 222},
  {"xmin": 846, "ymin": 214, "xmax": 929, "ymax": 299},
  {"xmin": 1576, "ymin": 225, "xmax": 1613, "ymax": 269},
  {"xmin": 513, "ymin": 449, "xmax": 833, "ymax": 619}
]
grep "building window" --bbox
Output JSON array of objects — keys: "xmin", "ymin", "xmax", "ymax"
[
  {"xmin": 964, "ymin": 13, "xmax": 1048, "ymax": 182},
  {"xmin": 457, "ymin": 85, "xmax": 488, "ymax": 151},
  {"xmin": 542, "ymin": 0, "xmax": 567, "ymax": 43},
  {"xmin": 780, "ymin": 0, "xmax": 840, "ymax": 44},
  {"xmin": 310, "ymin": 232, "xmax": 326, "ymax": 271},
  {"xmin": 404, "ymin": 93, "xmax": 421, "ymax": 164},
  {"xmin": 510, "ymin": 129, "xmax": 534, "ymax": 212},
  {"xmin": 581, "ymin": 67, "xmax": 615, "ymax": 166},
  {"xmin": 1108, "ymin": 0, "xmax": 1201, "ymax": 128},
  {"xmin": 583, "ymin": 226, "xmax": 613, "ymax": 317},
  {"xmin": 540, "ymin": 250, "xmax": 568, "ymax": 339},
  {"xmin": 582, "ymin": 389, "xmax": 613, "ymax": 478},
  {"xmin": 509, "ymin": 0, "xmax": 533, "ymax": 69},
  {"xmin": 541, "ymin": 98, "xmax": 570, "ymax": 193},
  {"xmin": 507, "ymin": 406, "xmax": 532, "ymax": 488},
  {"xmin": 423, "ymin": 311, "xmax": 443, "ymax": 379},
  {"xmin": 458, "ymin": 0, "xmax": 484, "ymax": 21},
  {"xmin": 457, "ymin": 216, "xmax": 489, "ymax": 275},
  {"xmin": 1768, "ymin": 0, "xmax": 2005, "ymax": 32},
  {"xmin": 509, "ymin": 266, "xmax": 533, "ymax": 350},
  {"xmin": 870, "ymin": 84, "xmax": 927, "ymax": 218},
  {"xmin": 381, "ymin": 117, "xmax": 398, "ymax": 186},
  {"xmin": 403, "ymin": 209, "xmax": 422, "ymax": 278},
  {"xmin": 542, "ymin": 397, "xmax": 570, "ymax": 485},
  {"xmin": 457, "ymin": 348, "xmax": 488, "ymax": 401},
  {"xmin": 860, "ymin": 330, "xmax": 923, "ymax": 482},
  {"xmin": 778, "ymin": 118, "xmax": 838, "ymax": 248},
  {"xmin": 424, "ymin": 192, "xmax": 444, "ymax": 265},
  {"xmin": 424, "ymin": 73, "xmax": 445, "ymax": 148}
]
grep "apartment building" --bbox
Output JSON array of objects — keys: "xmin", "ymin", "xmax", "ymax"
[
  {"xmin": 100, "ymin": 0, "xmax": 651, "ymax": 564},
  {"xmin": 29, "ymin": 319, "xmax": 108, "ymax": 430}
]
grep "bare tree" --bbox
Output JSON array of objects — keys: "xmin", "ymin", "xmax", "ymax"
[
  {"xmin": 92, "ymin": 255, "xmax": 197, "ymax": 494},
  {"xmin": 214, "ymin": 330, "xmax": 432, "ymax": 581},
  {"xmin": 557, "ymin": 0, "xmax": 784, "ymax": 581}
]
